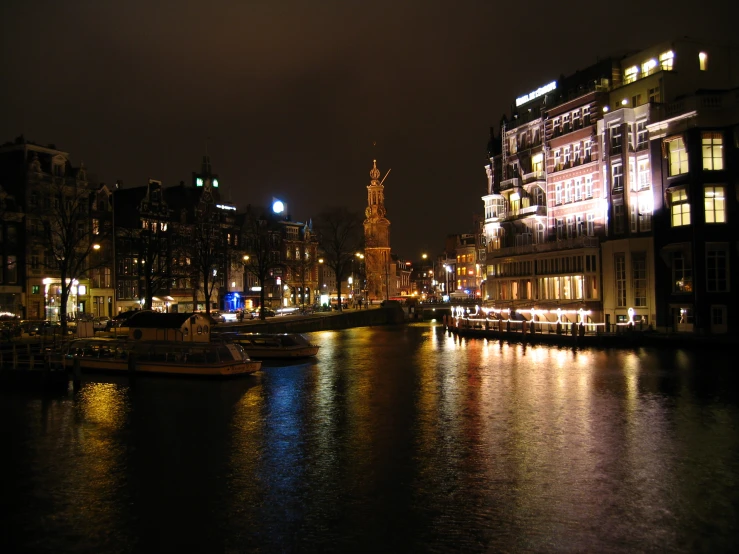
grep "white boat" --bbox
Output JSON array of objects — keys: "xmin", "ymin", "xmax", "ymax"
[
  {"xmin": 57, "ymin": 337, "xmax": 261, "ymax": 377},
  {"xmin": 225, "ymin": 333, "xmax": 320, "ymax": 360}
]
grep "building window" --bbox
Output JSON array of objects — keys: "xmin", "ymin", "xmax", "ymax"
[
  {"xmin": 32, "ymin": 285, "xmax": 40, "ymax": 295},
  {"xmin": 556, "ymin": 219, "xmax": 564, "ymax": 239},
  {"xmin": 576, "ymin": 215, "xmax": 584, "ymax": 237},
  {"xmin": 659, "ymin": 50, "xmax": 674, "ymax": 71},
  {"xmin": 638, "ymin": 195, "xmax": 653, "ymax": 232},
  {"xmin": 648, "ymin": 87, "xmax": 660, "ymax": 103},
  {"xmin": 564, "ymin": 181, "xmax": 572, "ymax": 203},
  {"xmin": 587, "ymin": 213, "xmax": 595, "ymax": 236},
  {"xmin": 672, "ymin": 252, "xmax": 692, "ymax": 292},
  {"xmin": 630, "ymin": 203, "xmax": 638, "ymax": 233},
  {"xmin": 574, "ymin": 178, "xmax": 582, "ymax": 201},
  {"xmin": 566, "ymin": 217, "xmax": 574, "ymax": 238},
  {"xmin": 637, "ymin": 158, "xmax": 651, "ymax": 190},
  {"xmin": 704, "ymin": 185, "xmax": 726, "ymax": 223},
  {"xmin": 564, "ymin": 146, "xmax": 571, "ymax": 165},
  {"xmin": 584, "ymin": 175, "xmax": 593, "ymax": 198},
  {"xmin": 614, "ymin": 202, "xmax": 625, "ymax": 234},
  {"xmin": 7, "ymin": 256, "xmax": 17, "ymax": 283},
  {"xmin": 31, "ymin": 254, "xmax": 39, "ymax": 269},
  {"xmin": 624, "ymin": 65, "xmax": 639, "ymax": 83},
  {"xmin": 615, "ymin": 253, "xmax": 626, "ymax": 307},
  {"xmin": 667, "ymin": 137, "xmax": 688, "ymax": 176},
  {"xmin": 610, "ymin": 125, "xmax": 622, "ymax": 155},
  {"xmin": 612, "ymin": 164, "xmax": 624, "ymax": 191},
  {"xmin": 669, "ymin": 188, "xmax": 691, "ymax": 227},
  {"xmin": 636, "ymin": 120, "xmax": 648, "ymax": 150},
  {"xmin": 702, "ymin": 132, "xmax": 723, "ymax": 170},
  {"xmin": 92, "ymin": 219, "xmax": 100, "ymax": 235},
  {"xmin": 632, "ymin": 252, "xmax": 647, "ymax": 306},
  {"xmin": 706, "ymin": 246, "xmax": 729, "ymax": 292},
  {"xmin": 642, "ymin": 58, "xmax": 658, "ymax": 76},
  {"xmin": 555, "ymin": 183, "xmax": 562, "ymax": 205},
  {"xmin": 699, "ymin": 52, "xmax": 708, "ymax": 71},
  {"xmin": 584, "ymin": 140, "xmax": 592, "ymax": 161}
]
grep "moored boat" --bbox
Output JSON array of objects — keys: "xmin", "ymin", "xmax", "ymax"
[
  {"xmin": 57, "ymin": 337, "xmax": 261, "ymax": 377},
  {"xmin": 224, "ymin": 333, "xmax": 320, "ymax": 360}
]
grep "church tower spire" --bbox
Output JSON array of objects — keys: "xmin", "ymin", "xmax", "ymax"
[{"xmin": 363, "ymin": 159, "xmax": 393, "ymax": 301}]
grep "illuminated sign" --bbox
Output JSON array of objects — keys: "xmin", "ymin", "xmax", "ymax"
[
  {"xmin": 216, "ymin": 204, "xmax": 236, "ymax": 211},
  {"xmin": 515, "ymin": 81, "xmax": 557, "ymax": 107}
]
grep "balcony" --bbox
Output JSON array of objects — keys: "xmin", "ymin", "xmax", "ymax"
[
  {"xmin": 500, "ymin": 177, "xmax": 521, "ymax": 191},
  {"xmin": 487, "ymin": 235, "xmax": 599, "ymax": 258},
  {"xmin": 522, "ymin": 171, "xmax": 545, "ymax": 185}
]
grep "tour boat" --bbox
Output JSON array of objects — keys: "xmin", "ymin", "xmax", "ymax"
[
  {"xmin": 57, "ymin": 337, "xmax": 261, "ymax": 377},
  {"xmin": 224, "ymin": 333, "xmax": 320, "ymax": 360}
]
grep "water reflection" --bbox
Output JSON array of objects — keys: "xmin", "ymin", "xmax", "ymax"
[{"xmin": 2, "ymin": 324, "xmax": 738, "ymax": 553}]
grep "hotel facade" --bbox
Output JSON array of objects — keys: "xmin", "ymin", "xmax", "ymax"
[{"xmin": 483, "ymin": 38, "xmax": 739, "ymax": 334}]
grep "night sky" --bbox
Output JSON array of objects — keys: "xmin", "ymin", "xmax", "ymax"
[{"xmin": 1, "ymin": 0, "xmax": 735, "ymax": 258}]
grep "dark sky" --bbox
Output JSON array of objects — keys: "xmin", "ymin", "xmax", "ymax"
[{"xmin": 2, "ymin": 0, "xmax": 735, "ymax": 259}]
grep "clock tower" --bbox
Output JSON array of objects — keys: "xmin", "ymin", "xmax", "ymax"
[{"xmin": 363, "ymin": 159, "xmax": 393, "ymax": 301}]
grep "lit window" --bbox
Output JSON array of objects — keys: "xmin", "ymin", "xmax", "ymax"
[
  {"xmin": 637, "ymin": 159, "xmax": 651, "ymax": 190},
  {"xmin": 667, "ymin": 137, "xmax": 689, "ymax": 176},
  {"xmin": 670, "ymin": 188, "xmax": 691, "ymax": 227},
  {"xmin": 702, "ymin": 132, "xmax": 723, "ymax": 170},
  {"xmin": 638, "ymin": 195, "xmax": 652, "ymax": 232},
  {"xmin": 555, "ymin": 183, "xmax": 562, "ymax": 205},
  {"xmin": 610, "ymin": 125, "xmax": 622, "ymax": 155},
  {"xmin": 624, "ymin": 65, "xmax": 639, "ymax": 83},
  {"xmin": 659, "ymin": 51, "xmax": 674, "ymax": 71},
  {"xmin": 587, "ymin": 214, "xmax": 595, "ymax": 236},
  {"xmin": 612, "ymin": 164, "xmax": 624, "ymax": 191},
  {"xmin": 584, "ymin": 175, "xmax": 593, "ymax": 198},
  {"xmin": 699, "ymin": 52, "xmax": 708, "ymax": 71},
  {"xmin": 636, "ymin": 120, "xmax": 648, "ymax": 150},
  {"xmin": 642, "ymin": 58, "xmax": 657, "ymax": 76},
  {"xmin": 704, "ymin": 185, "xmax": 726, "ymax": 223}
]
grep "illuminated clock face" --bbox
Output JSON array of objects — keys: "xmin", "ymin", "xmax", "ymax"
[
  {"xmin": 213, "ymin": 179, "xmax": 219, "ymax": 188},
  {"xmin": 273, "ymin": 200, "xmax": 284, "ymax": 214}
]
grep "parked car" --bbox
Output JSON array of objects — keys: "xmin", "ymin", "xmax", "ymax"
[
  {"xmin": 93, "ymin": 316, "xmax": 111, "ymax": 331},
  {"xmin": 250, "ymin": 308, "xmax": 276, "ymax": 318}
]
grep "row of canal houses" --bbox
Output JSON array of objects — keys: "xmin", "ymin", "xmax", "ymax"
[{"xmin": 482, "ymin": 37, "xmax": 739, "ymax": 334}]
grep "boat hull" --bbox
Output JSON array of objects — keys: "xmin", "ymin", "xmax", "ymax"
[
  {"xmin": 225, "ymin": 333, "xmax": 320, "ymax": 360},
  {"xmin": 58, "ymin": 338, "xmax": 261, "ymax": 377}
]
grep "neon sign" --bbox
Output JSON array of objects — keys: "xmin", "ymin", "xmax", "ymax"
[{"xmin": 516, "ymin": 81, "xmax": 557, "ymax": 107}]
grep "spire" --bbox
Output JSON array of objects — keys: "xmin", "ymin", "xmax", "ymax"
[
  {"xmin": 370, "ymin": 159, "xmax": 380, "ymax": 183},
  {"xmin": 202, "ymin": 155, "xmax": 212, "ymax": 176}
]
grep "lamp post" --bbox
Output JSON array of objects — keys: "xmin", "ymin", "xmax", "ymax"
[
  {"xmin": 444, "ymin": 264, "xmax": 451, "ymax": 299},
  {"xmin": 242, "ymin": 255, "xmax": 249, "ymax": 311}
]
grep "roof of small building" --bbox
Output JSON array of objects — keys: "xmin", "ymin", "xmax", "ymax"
[{"xmin": 127, "ymin": 312, "xmax": 200, "ymax": 329}]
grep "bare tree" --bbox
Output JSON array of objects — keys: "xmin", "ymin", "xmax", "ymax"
[
  {"xmin": 186, "ymin": 201, "xmax": 224, "ymax": 315},
  {"xmin": 241, "ymin": 207, "xmax": 283, "ymax": 320},
  {"xmin": 35, "ymin": 180, "xmax": 102, "ymax": 334},
  {"xmin": 314, "ymin": 207, "xmax": 364, "ymax": 312}
]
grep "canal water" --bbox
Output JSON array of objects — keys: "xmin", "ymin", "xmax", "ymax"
[{"xmin": 2, "ymin": 323, "xmax": 738, "ymax": 553}]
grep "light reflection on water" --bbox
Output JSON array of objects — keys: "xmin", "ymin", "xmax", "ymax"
[{"xmin": 2, "ymin": 323, "xmax": 739, "ymax": 553}]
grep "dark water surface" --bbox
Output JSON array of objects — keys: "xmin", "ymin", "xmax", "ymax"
[{"xmin": 2, "ymin": 323, "xmax": 739, "ymax": 553}]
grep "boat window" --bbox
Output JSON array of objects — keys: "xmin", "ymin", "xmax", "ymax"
[
  {"xmin": 197, "ymin": 325, "xmax": 203, "ymax": 335},
  {"xmin": 204, "ymin": 325, "xmax": 209, "ymax": 334}
]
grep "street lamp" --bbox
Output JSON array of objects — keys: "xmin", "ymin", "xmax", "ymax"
[{"xmin": 444, "ymin": 264, "xmax": 451, "ymax": 299}]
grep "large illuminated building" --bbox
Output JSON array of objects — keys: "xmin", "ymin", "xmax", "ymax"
[
  {"xmin": 363, "ymin": 159, "xmax": 395, "ymax": 301},
  {"xmin": 483, "ymin": 38, "xmax": 739, "ymax": 333}
]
